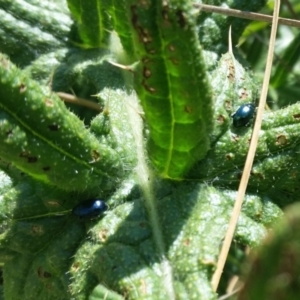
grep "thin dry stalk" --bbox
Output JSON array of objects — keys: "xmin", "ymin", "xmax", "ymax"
[
  {"xmin": 194, "ymin": 3, "xmax": 300, "ymax": 28},
  {"xmin": 211, "ymin": 0, "xmax": 281, "ymax": 292},
  {"xmin": 57, "ymin": 92, "xmax": 102, "ymax": 112}
]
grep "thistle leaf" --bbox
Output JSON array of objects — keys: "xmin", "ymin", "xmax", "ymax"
[{"xmin": 0, "ymin": 54, "xmax": 123, "ymax": 191}]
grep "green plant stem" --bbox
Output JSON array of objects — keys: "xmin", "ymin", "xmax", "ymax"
[{"xmin": 125, "ymin": 91, "xmax": 176, "ymax": 300}]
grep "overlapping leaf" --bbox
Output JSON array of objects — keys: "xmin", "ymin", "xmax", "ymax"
[
  {"xmin": 0, "ymin": 0, "xmax": 70, "ymax": 66},
  {"xmin": 0, "ymin": 176, "xmax": 281, "ymax": 299},
  {"xmin": 120, "ymin": 0, "xmax": 213, "ymax": 178},
  {"xmin": 0, "ymin": 54, "xmax": 124, "ymax": 192}
]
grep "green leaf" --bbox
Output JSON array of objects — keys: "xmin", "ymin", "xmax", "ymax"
[
  {"xmin": 0, "ymin": 2, "xmax": 69, "ymax": 66},
  {"xmin": 120, "ymin": 0, "xmax": 213, "ymax": 179},
  {"xmin": 67, "ymin": 0, "xmax": 112, "ymax": 48},
  {"xmin": 91, "ymin": 88, "xmax": 138, "ymax": 168},
  {"xmin": 108, "ymin": 0, "xmax": 136, "ymax": 60},
  {"xmin": 209, "ymin": 52, "xmax": 258, "ymax": 143},
  {"xmin": 0, "ymin": 54, "xmax": 123, "ymax": 192},
  {"xmin": 23, "ymin": 49, "xmax": 68, "ymax": 85},
  {"xmin": 190, "ymin": 101, "xmax": 300, "ymax": 206},
  {"xmin": 0, "ymin": 180, "xmax": 280, "ymax": 299},
  {"xmin": 0, "ymin": 0, "xmax": 72, "ymax": 41}
]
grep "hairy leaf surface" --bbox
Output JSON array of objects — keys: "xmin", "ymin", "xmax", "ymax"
[
  {"xmin": 0, "ymin": 54, "xmax": 122, "ymax": 191},
  {"xmin": 0, "ymin": 180, "xmax": 280, "ymax": 299}
]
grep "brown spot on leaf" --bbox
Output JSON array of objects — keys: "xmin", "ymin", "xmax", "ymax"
[
  {"xmin": 139, "ymin": 222, "xmax": 147, "ymax": 228},
  {"xmin": 6, "ymin": 129, "xmax": 13, "ymax": 137},
  {"xmin": 142, "ymin": 80, "xmax": 156, "ymax": 93},
  {"xmin": 91, "ymin": 150, "xmax": 100, "ymax": 162},
  {"xmin": 217, "ymin": 115, "xmax": 226, "ymax": 124},
  {"xmin": 31, "ymin": 225, "xmax": 43, "ymax": 235},
  {"xmin": 293, "ymin": 113, "xmax": 300, "ymax": 120},
  {"xmin": 71, "ymin": 262, "xmax": 80, "ymax": 273},
  {"xmin": 227, "ymin": 61, "xmax": 235, "ymax": 82},
  {"xmin": 131, "ymin": 5, "xmax": 138, "ymax": 27},
  {"xmin": 225, "ymin": 153, "xmax": 234, "ymax": 160},
  {"xmin": 231, "ymin": 134, "xmax": 240, "ymax": 142},
  {"xmin": 122, "ymin": 288, "xmax": 131, "ymax": 299},
  {"xmin": 19, "ymin": 151, "xmax": 36, "ymax": 162},
  {"xmin": 37, "ymin": 267, "xmax": 52, "ymax": 279},
  {"xmin": 162, "ymin": 3, "xmax": 169, "ymax": 21},
  {"xmin": 142, "ymin": 57, "xmax": 150, "ymax": 64},
  {"xmin": 185, "ymin": 106, "xmax": 193, "ymax": 114},
  {"xmin": 225, "ymin": 100, "xmax": 232, "ymax": 110},
  {"xmin": 19, "ymin": 83, "xmax": 26, "ymax": 93},
  {"xmin": 48, "ymin": 124, "xmax": 60, "ymax": 131},
  {"xmin": 45, "ymin": 99, "xmax": 53, "ymax": 107},
  {"xmin": 37, "ymin": 267, "xmax": 43, "ymax": 278},
  {"xmin": 98, "ymin": 229, "xmax": 108, "ymax": 242},
  {"xmin": 43, "ymin": 271, "xmax": 52, "ymax": 279},
  {"xmin": 276, "ymin": 134, "xmax": 288, "ymax": 146},
  {"xmin": 143, "ymin": 67, "xmax": 152, "ymax": 78},
  {"xmin": 290, "ymin": 171, "xmax": 298, "ymax": 178},
  {"xmin": 139, "ymin": 0, "xmax": 151, "ymax": 8},
  {"xmin": 170, "ymin": 57, "xmax": 179, "ymax": 65},
  {"xmin": 46, "ymin": 200, "xmax": 60, "ymax": 207},
  {"xmin": 140, "ymin": 279, "xmax": 147, "ymax": 295},
  {"xmin": 176, "ymin": 9, "xmax": 186, "ymax": 27},
  {"xmin": 227, "ymin": 73, "xmax": 235, "ymax": 81},
  {"xmin": 45, "ymin": 283, "xmax": 52, "ymax": 290},
  {"xmin": 183, "ymin": 238, "xmax": 190, "ymax": 246},
  {"xmin": 131, "ymin": 6, "xmax": 153, "ymax": 46},
  {"xmin": 201, "ymin": 259, "xmax": 217, "ymax": 267},
  {"xmin": 239, "ymin": 88, "xmax": 249, "ymax": 100},
  {"xmin": 141, "ymin": 29, "xmax": 152, "ymax": 44},
  {"xmin": 251, "ymin": 170, "xmax": 265, "ymax": 180},
  {"xmin": 20, "ymin": 151, "xmax": 30, "ymax": 158},
  {"xmin": 27, "ymin": 156, "xmax": 38, "ymax": 163},
  {"xmin": 168, "ymin": 44, "xmax": 175, "ymax": 52},
  {"xmin": 236, "ymin": 172, "xmax": 242, "ymax": 180}
]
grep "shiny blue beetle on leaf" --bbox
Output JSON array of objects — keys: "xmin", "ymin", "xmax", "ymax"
[
  {"xmin": 231, "ymin": 103, "xmax": 255, "ymax": 127},
  {"xmin": 72, "ymin": 199, "xmax": 108, "ymax": 220}
]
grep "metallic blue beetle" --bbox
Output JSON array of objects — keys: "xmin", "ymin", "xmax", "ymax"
[
  {"xmin": 231, "ymin": 103, "xmax": 255, "ymax": 127},
  {"xmin": 72, "ymin": 199, "xmax": 108, "ymax": 220}
]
